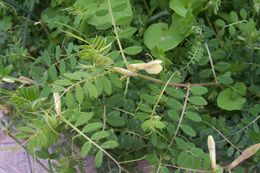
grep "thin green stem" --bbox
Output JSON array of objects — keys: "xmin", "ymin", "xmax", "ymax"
[
  {"xmin": 224, "ymin": 20, "xmax": 247, "ymax": 28},
  {"xmin": 102, "ymin": 104, "xmax": 106, "ymax": 131},
  {"xmin": 107, "ymin": 0, "xmax": 128, "ymax": 66},
  {"xmin": 119, "ymin": 155, "xmax": 146, "ymax": 164},
  {"xmin": 205, "ymin": 43, "xmax": 218, "ymax": 83},
  {"xmin": 203, "ymin": 120, "xmax": 242, "ymax": 152},
  {"xmin": 168, "ymin": 87, "xmax": 190, "ymax": 147},
  {"xmin": 163, "ymin": 163, "xmax": 210, "ymax": 173}
]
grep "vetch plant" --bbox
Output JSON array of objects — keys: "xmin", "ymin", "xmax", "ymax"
[{"xmin": 0, "ymin": 0, "xmax": 259, "ymax": 172}]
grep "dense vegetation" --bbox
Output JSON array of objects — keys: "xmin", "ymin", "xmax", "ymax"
[{"xmin": 0, "ymin": 0, "xmax": 260, "ymax": 172}]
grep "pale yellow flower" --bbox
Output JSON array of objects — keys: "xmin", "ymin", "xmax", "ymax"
[{"xmin": 127, "ymin": 60, "xmax": 163, "ymax": 74}]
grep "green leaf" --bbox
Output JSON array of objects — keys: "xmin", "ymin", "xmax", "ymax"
[
  {"xmin": 240, "ymin": 8, "xmax": 247, "ymax": 19},
  {"xmin": 55, "ymin": 45, "xmax": 61, "ymax": 61},
  {"xmin": 101, "ymin": 76, "xmax": 112, "ymax": 95},
  {"xmin": 215, "ymin": 19, "xmax": 226, "ymax": 27},
  {"xmin": 86, "ymin": 81, "xmax": 99, "ymax": 98},
  {"xmin": 75, "ymin": 85, "xmax": 84, "ymax": 104},
  {"xmin": 60, "ymin": 59, "xmax": 66, "ymax": 74},
  {"xmin": 54, "ymin": 79, "xmax": 73, "ymax": 86},
  {"xmin": 175, "ymin": 137, "xmax": 194, "ymax": 150},
  {"xmin": 101, "ymin": 141, "xmax": 119, "ymax": 149},
  {"xmin": 67, "ymin": 42, "xmax": 74, "ymax": 55},
  {"xmin": 65, "ymin": 91, "xmax": 74, "ymax": 108},
  {"xmin": 185, "ymin": 111, "xmax": 202, "ymax": 122},
  {"xmin": 139, "ymin": 103, "xmax": 153, "ymax": 113},
  {"xmin": 227, "ymin": 146, "xmax": 234, "ymax": 157},
  {"xmin": 83, "ymin": 122, "xmax": 103, "ymax": 133},
  {"xmin": 217, "ymin": 82, "xmax": 246, "ymax": 111},
  {"xmin": 48, "ymin": 65, "xmax": 57, "ymax": 81},
  {"xmin": 167, "ymin": 110, "xmax": 179, "ymax": 121},
  {"xmin": 51, "ymin": 86, "xmax": 65, "ymax": 93},
  {"xmin": 142, "ymin": 116, "xmax": 165, "ymax": 131},
  {"xmin": 181, "ymin": 125, "xmax": 196, "ymax": 137},
  {"xmin": 154, "ymin": 120, "xmax": 165, "ymax": 129},
  {"xmin": 75, "ymin": 112, "xmax": 94, "ymax": 126},
  {"xmin": 80, "ymin": 141, "xmax": 91, "ymax": 157},
  {"xmin": 17, "ymin": 126, "xmax": 35, "ymax": 133},
  {"xmin": 151, "ymin": 132, "xmax": 157, "ymax": 146},
  {"xmin": 135, "ymin": 112, "xmax": 150, "ymax": 121},
  {"xmin": 95, "ymin": 150, "xmax": 103, "ymax": 168},
  {"xmin": 229, "ymin": 25, "xmax": 236, "ymax": 35},
  {"xmin": 70, "ymin": 55, "xmax": 77, "ymax": 68},
  {"xmin": 43, "ymin": 50, "xmax": 51, "ymax": 66},
  {"xmin": 166, "ymin": 88, "xmax": 185, "ymax": 99},
  {"xmin": 91, "ymin": 131, "xmax": 110, "ymax": 141},
  {"xmin": 169, "ymin": 0, "xmax": 188, "ymax": 17},
  {"xmin": 84, "ymin": 0, "xmax": 133, "ymax": 30},
  {"xmin": 109, "ymin": 73, "xmax": 122, "ymax": 88},
  {"xmin": 112, "ymin": 2, "xmax": 127, "ymax": 12},
  {"xmin": 107, "ymin": 111, "xmax": 125, "ymax": 127},
  {"xmin": 95, "ymin": 77, "xmax": 103, "ymax": 95},
  {"xmin": 230, "ymin": 11, "xmax": 238, "ymax": 22},
  {"xmin": 141, "ymin": 94, "xmax": 157, "ymax": 104},
  {"xmin": 189, "ymin": 96, "xmax": 208, "ymax": 106},
  {"xmin": 63, "ymin": 72, "xmax": 82, "ymax": 81},
  {"xmin": 3, "ymin": 64, "xmax": 13, "ymax": 76},
  {"xmin": 166, "ymin": 98, "xmax": 183, "ymax": 111},
  {"xmin": 124, "ymin": 46, "xmax": 142, "ymax": 55},
  {"xmin": 253, "ymin": 123, "xmax": 259, "ymax": 133},
  {"xmin": 144, "ymin": 13, "xmax": 194, "ymax": 51},
  {"xmin": 144, "ymin": 23, "xmax": 182, "ymax": 51},
  {"xmin": 177, "ymin": 151, "xmax": 192, "ymax": 167},
  {"xmin": 119, "ymin": 27, "xmax": 137, "ymax": 38},
  {"xmin": 217, "ymin": 73, "xmax": 233, "ymax": 85},
  {"xmin": 191, "ymin": 86, "xmax": 208, "ymax": 95}
]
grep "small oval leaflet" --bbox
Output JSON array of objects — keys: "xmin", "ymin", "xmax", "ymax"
[
  {"xmin": 189, "ymin": 96, "xmax": 208, "ymax": 106},
  {"xmin": 91, "ymin": 131, "xmax": 110, "ymax": 141},
  {"xmin": 124, "ymin": 46, "xmax": 142, "ymax": 55},
  {"xmin": 101, "ymin": 141, "xmax": 119, "ymax": 149},
  {"xmin": 107, "ymin": 111, "xmax": 125, "ymax": 127},
  {"xmin": 75, "ymin": 85, "xmax": 84, "ymax": 104},
  {"xmin": 185, "ymin": 111, "xmax": 202, "ymax": 122},
  {"xmin": 75, "ymin": 112, "xmax": 94, "ymax": 127},
  {"xmin": 83, "ymin": 122, "xmax": 103, "ymax": 133},
  {"xmin": 181, "ymin": 124, "xmax": 196, "ymax": 137},
  {"xmin": 190, "ymin": 86, "xmax": 208, "ymax": 95},
  {"xmin": 95, "ymin": 150, "xmax": 103, "ymax": 168},
  {"xmin": 80, "ymin": 141, "xmax": 91, "ymax": 157}
]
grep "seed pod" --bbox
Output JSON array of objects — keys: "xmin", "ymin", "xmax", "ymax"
[{"xmin": 208, "ymin": 135, "xmax": 216, "ymax": 170}]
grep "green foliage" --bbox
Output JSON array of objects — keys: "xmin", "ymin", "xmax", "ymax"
[
  {"xmin": 1, "ymin": 0, "xmax": 260, "ymax": 172},
  {"xmin": 217, "ymin": 82, "xmax": 247, "ymax": 111}
]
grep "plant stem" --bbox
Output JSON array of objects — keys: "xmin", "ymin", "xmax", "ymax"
[
  {"xmin": 205, "ymin": 43, "xmax": 218, "ymax": 83},
  {"xmin": 168, "ymin": 87, "xmax": 190, "ymax": 147},
  {"xmin": 203, "ymin": 121, "xmax": 242, "ymax": 152},
  {"xmin": 102, "ymin": 104, "xmax": 106, "ymax": 131},
  {"xmin": 163, "ymin": 163, "xmax": 210, "ymax": 173},
  {"xmin": 119, "ymin": 155, "xmax": 146, "ymax": 164},
  {"xmin": 113, "ymin": 67, "xmax": 222, "ymax": 87},
  {"xmin": 107, "ymin": 0, "xmax": 128, "ymax": 66}
]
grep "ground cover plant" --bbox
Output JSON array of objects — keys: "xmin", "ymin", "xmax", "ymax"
[{"xmin": 0, "ymin": 0, "xmax": 260, "ymax": 172}]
